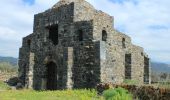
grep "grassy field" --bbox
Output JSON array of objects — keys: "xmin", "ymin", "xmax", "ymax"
[
  {"xmin": 1, "ymin": 80, "xmax": 169, "ymax": 100},
  {"xmin": 0, "ymin": 89, "xmax": 103, "ymax": 100},
  {"xmin": 0, "ymin": 81, "xmax": 11, "ymax": 91},
  {"xmin": 0, "ymin": 81, "xmax": 103, "ymax": 100},
  {"xmin": 0, "ymin": 81, "xmax": 132, "ymax": 100}
]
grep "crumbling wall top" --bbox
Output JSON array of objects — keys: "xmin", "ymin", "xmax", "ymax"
[{"xmin": 52, "ymin": 0, "xmax": 94, "ymax": 9}]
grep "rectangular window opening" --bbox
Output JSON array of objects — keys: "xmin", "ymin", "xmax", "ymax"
[
  {"xmin": 78, "ymin": 30, "xmax": 83, "ymax": 41},
  {"xmin": 125, "ymin": 54, "xmax": 132, "ymax": 79},
  {"xmin": 144, "ymin": 57, "xmax": 149, "ymax": 84},
  {"xmin": 122, "ymin": 38, "xmax": 126, "ymax": 48},
  {"xmin": 47, "ymin": 24, "xmax": 59, "ymax": 45}
]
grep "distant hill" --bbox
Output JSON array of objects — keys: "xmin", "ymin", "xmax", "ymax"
[
  {"xmin": 0, "ymin": 56, "xmax": 18, "ymax": 66},
  {"xmin": 151, "ymin": 62, "xmax": 170, "ymax": 73}
]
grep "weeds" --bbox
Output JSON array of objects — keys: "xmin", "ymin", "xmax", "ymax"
[
  {"xmin": 0, "ymin": 81, "xmax": 11, "ymax": 90},
  {"xmin": 103, "ymin": 87, "xmax": 132, "ymax": 100}
]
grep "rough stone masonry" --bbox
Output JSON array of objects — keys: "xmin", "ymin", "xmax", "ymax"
[{"xmin": 18, "ymin": 0, "xmax": 151, "ymax": 90}]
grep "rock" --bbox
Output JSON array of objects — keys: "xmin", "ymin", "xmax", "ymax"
[
  {"xmin": 7, "ymin": 77, "xmax": 22, "ymax": 86},
  {"xmin": 16, "ymin": 83, "xmax": 23, "ymax": 90}
]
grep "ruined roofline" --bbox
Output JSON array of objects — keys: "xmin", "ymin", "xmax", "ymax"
[
  {"xmin": 23, "ymin": 33, "xmax": 34, "ymax": 40},
  {"xmin": 52, "ymin": 0, "xmax": 95, "ymax": 9},
  {"xmin": 34, "ymin": 0, "xmax": 113, "ymax": 25},
  {"xmin": 114, "ymin": 29, "xmax": 131, "ymax": 40},
  {"xmin": 115, "ymin": 29, "xmax": 149, "ymax": 56},
  {"xmin": 96, "ymin": 10, "xmax": 114, "ymax": 20},
  {"xmin": 51, "ymin": 0, "xmax": 113, "ymax": 21},
  {"xmin": 132, "ymin": 44, "xmax": 144, "ymax": 51},
  {"xmin": 132, "ymin": 44, "xmax": 150, "ymax": 58},
  {"xmin": 34, "ymin": 0, "xmax": 96, "ymax": 19}
]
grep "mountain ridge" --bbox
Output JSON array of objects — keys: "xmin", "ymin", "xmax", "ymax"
[{"xmin": 0, "ymin": 56, "xmax": 18, "ymax": 66}]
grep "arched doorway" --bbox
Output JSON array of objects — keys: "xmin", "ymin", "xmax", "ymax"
[{"xmin": 46, "ymin": 62, "xmax": 58, "ymax": 90}]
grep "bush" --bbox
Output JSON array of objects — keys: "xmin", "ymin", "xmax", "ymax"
[{"xmin": 103, "ymin": 87, "xmax": 132, "ymax": 100}]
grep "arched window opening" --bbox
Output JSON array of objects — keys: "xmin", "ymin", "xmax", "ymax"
[
  {"xmin": 78, "ymin": 30, "xmax": 83, "ymax": 41},
  {"xmin": 102, "ymin": 30, "xmax": 107, "ymax": 41},
  {"xmin": 122, "ymin": 38, "xmax": 126, "ymax": 48}
]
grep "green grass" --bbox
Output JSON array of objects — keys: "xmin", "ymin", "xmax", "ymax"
[
  {"xmin": 0, "ymin": 89, "xmax": 104, "ymax": 100},
  {"xmin": 103, "ymin": 87, "xmax": 133, "ymax": 100},
  {"xmin": 0, "ymin": 81, "xmax": 11, "ymax": 91},
  {"xmin": 0, "ymin": 81, "xmax": 134, "ymax": 100}
]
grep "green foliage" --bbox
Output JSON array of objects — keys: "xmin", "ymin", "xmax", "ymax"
[
  {"xmin": 0, "ymin": 56, "xmax": 17, "ymax": 66},
  {"xmin": 124, "ymin": 79, "xmax": 139, "ymax": 85},
  {"xmin": 103, "ymin": 87, "xmax": 133, "ymax": 100},
  {"xmin": 0, "ymin": 81, "xmax": 11, "ymax": 90},
  {"xmin": 0, "ymin": 62, "xmax": 18, "ymax": 72},
  {"xmin": 0, "ymin": 89, "xmax": 103, "ymax": 100}
]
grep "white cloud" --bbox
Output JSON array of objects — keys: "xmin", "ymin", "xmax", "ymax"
[
  {"xmin": 0, "ymin": 0, "xmax": 57, "ymax": 57},
  {"xmin": 0, "ymin": 0, "xmax": 170, "ymax": 64}
]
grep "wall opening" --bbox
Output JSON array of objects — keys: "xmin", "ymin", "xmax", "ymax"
[
  {"xmin": 122, "ymin": 38, "xmax": 126, "ymax": 48},
  {"xmin": 46, "ymin": 62, "xmax": 58, "ymax": 90},
  {"xmin": 78, "ymin": 30, "xmax": 83, "ymax": 41},
  {"xmin": 102, "ymin": 30, "xmax": 107, "ymax": 41},
  {"xmin": 22, "ymin": 64, "xmax": 27, "ymax": 86},
  {"xmin": 47, "ymin": 24, "xmax": 58, "ymax": 45},
  {"xmin": 27, "ymin": 39, "xmax": 31, "ymax": 48},
  {"xmin": 144, "ymin": 57, "xmax": 149, "ymax": 84},
  {"xmin": 125, "ymin": 54, "xmax": 132, "ymax": 79}
]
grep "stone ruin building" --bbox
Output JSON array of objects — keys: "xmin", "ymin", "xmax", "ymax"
[{"xmin": 18, "ymin": 0, "xmax": 151, "ymax": 90}]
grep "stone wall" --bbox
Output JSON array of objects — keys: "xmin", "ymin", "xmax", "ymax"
[
  {"xmin": 18, "ymin": 0, "xmax": 150, "ymax": 90},
  {"xmin": 131, "ymin": 45, "xmax": 145, "ymax": 84},
  {"xmin": 72, "ymin": 41, "xmax": 100, "ymax": 88}
]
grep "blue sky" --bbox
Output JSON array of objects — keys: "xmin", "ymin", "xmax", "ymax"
[
  {"xmin": 0, "ymin": 0, "xmax": 170, "ymax": 64},
  {"xmin": 23, "ymin": 0, "xmax": 35, "ymax": 5},
  {"xmin": 109, "ymin": 0, "xmax": 138, "ymax": 4}
]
